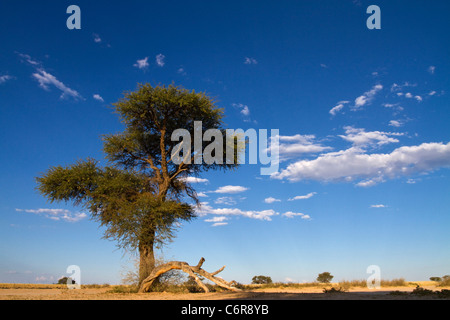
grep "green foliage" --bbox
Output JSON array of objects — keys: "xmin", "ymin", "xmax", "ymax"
[
  {"xmin": 36, "ymin": 159, "xmax": 194, "ymax": 250},
  {"xmin": 316, "ymin": 272, "xmax": 334, "ymax": 284},
  {"xmin": 103, "ymin": 83, "xmax": 239, "ymax": 178},
  {"xmin": 251, "ymin": 275, "xmax": 273, "ymax": 285}
]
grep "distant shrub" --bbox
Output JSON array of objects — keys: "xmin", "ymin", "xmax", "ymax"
[
  {"xmin": 429, "ymin": 274, "xmax": 450, "ymax": 287},
  {"xmin": 430, "ymin": 277, "xmax": 442, "ymax": 282},
  {"xmin": 57, "ymin": 277, "xmax": 75, "ymax": 285},
  {"xmin": 437, "ymin": 275, "xmax": 450, "ymax": 287},
  {"xmin": 251, "ymin": 275, "xmax": 273, "ymax": 285},
  {"xmin": 317, "ymin": 272, "xmax": 334, "ymax": 284}
]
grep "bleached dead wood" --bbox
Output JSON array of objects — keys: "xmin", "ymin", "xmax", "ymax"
[{"xmin": 138, "ymin": 257, "xmax": 241, "ymax": 293}]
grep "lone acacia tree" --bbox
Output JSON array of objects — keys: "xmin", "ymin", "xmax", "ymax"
[{"xmin": 36, "ymin": 84, "xmax": 239, "ymax": 290}]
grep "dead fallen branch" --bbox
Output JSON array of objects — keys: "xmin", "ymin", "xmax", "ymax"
[{"xmin": 139, "ymin": 257, "xmax": 241, "ymax": 293}]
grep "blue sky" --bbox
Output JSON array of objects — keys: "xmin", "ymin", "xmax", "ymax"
[{"xmin": 1, "ymin": 0, "xmax": 450, "ymax": 285}]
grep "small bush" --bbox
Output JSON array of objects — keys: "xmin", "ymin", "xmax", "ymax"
[
  {"xmin": 411, "ymin": 285, "xmax": 435, "ymax": 296},
  {"xmin": 251, "ymin": 275, "xmax": 273, "ymax": 285},
  {"xmin": 430, "ymin": 277, "xmax": 442, "ymax": 282},
  {"xmin": 436, "ymin": 289, "xmax": 450, "ymax": 298},
  {"xmin": 410, "ymin": 286, "xmax": 450, "ymax": 299},
  {"xmin": 57, "ymin": 277, "xmax": 75, "ymax": 285},
  {"xmin": 182, "ymin": 276, "xmax": 219, "ymax": 293},
  {"xmin": 323, "ymin": 287, "xmax": 347, "ymax": 294},
  {"xmin": 438, "ymin": 278, "xmax": 450, "ymax": 287},
  {"xmin": 317, "ymin": 272, "xmax": 334, "ymax": 284}
]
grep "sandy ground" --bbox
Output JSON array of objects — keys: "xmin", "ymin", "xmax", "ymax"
[{"xmin": 1, "ymin": 282, "xmax": 448, "ymax": 300}]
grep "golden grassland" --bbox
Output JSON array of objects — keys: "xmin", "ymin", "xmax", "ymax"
[
  {"xmin": 0, "ymin": 279, "xmax": 444, "ymax": 291},
  {"xmin": 1, "ymin": 279, "xmax": 449, "ymax": 300},
  {"xmin": 0, "ymin": 283, "xmax": 113, "ymax": 290}
]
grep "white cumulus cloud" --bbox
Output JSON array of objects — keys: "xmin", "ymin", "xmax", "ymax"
[
  {"xmin": 272, "ymin": 142, "xmax": 450, "ymax": 187},
  {"xmin": 339, "ymin": 126, "xmax": 404, "ymax": 147},
  {"xmin": 212, "ymin": 185, "xmax": 249, "ymax": 194},
  {"xmin": 264, "ymin": 197, "xmax": 281, "ymax": 204}
]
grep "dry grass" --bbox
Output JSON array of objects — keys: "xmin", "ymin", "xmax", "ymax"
[
  {"xmin": 1, "ymin": 280, "xmax": 449, "ymax": 300},
  {"xmin": 0, "ymin": 283, "xmax": 112, "ymax": 290}
]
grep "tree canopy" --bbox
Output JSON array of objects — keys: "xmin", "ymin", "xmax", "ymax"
[{"xmin": 36, "ymin": 83, "xmax": 240, "ymax": 286}]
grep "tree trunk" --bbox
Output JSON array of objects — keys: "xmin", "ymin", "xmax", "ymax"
[{"xmin": 138, "ymin": 239, "xmax": 156, "ymax": 287}]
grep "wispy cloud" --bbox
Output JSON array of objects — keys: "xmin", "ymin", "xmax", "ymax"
[
  {"xmin": 197, "ymin": 202, "xmax": 277, "ymax": 221},
  {"xmin": 282, "ymin": 211, "xmax": 311, "ymax": 220},
  {"xmin": 0, "ymin": 74, "xmax": 13, "ymax": 84},
  {"xmin": 269, "ymin": 134, "xmax": 332, "ymax": 161},
  {"xmin": 16, "ymin": 208, "xmax": 87, "ymax": 222},
  {"xmin": 17, "ymin": 52, "xmax": 82, "ymax": 100},
  {"xmin": 155, "ymin": 54, "xmax": 165, "ymax": 67},
  {"xmin": 288, "ymin": 192, "xmax": 316, "ymax": 201},
  {"xmin": 204, "ymin": 216, "xmax": 229, "ymax": 227},
  {"xmin": 391, "ymin": 82, "xmax": 417, "ymax": 93},
  {"xmin": 134, "ymin": 57, "xmax": 149, "ymax": 69},
  {"xmin": 197, "ymin": 201, "xmax": 312, "ymax": 225},
  {"xmin": 17, "ymin": 52, "xmax": 40, "ymax": 66},
  {"xmin": 232, "ymin": 103, "xmax": 252, "ymax": 121},
  {"xmin": 353, "ymin": 84, "xmax": 383, "ymax": 110},
  {"xmin": 214, "ymin": 197, "xmax": 237, "ymax": 205},
  {"xmin": 244, "ymin": 57, "xmax": 258, "ymax": 65},
  {"xmin": 428, "ymin": 66, "xmax": 436, "ymax": 74},
  {"xmin": 339, "ymin": 126, "xmax": 404, "ymax": 148},
  {"xmin": 389, "ymin": 120, "xmax": 404, "ymax": 128},
  {"xmin": 329, "ymin": 101, "xmax": 349, "ymax": 116},
  {"xmin": 370, "ymin": 204, "xmax": 387, "ymax": 208},
  {"xmin": 93, "ymin": 33, "xmax": 102, "ymax": 43},
  {"xmin": 93, "ymin": 94, "xmax": 104, "ymax": 102},
  {"xmin": 32, "ymin": 69, "xmax": 82, "ymax": 100}
]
